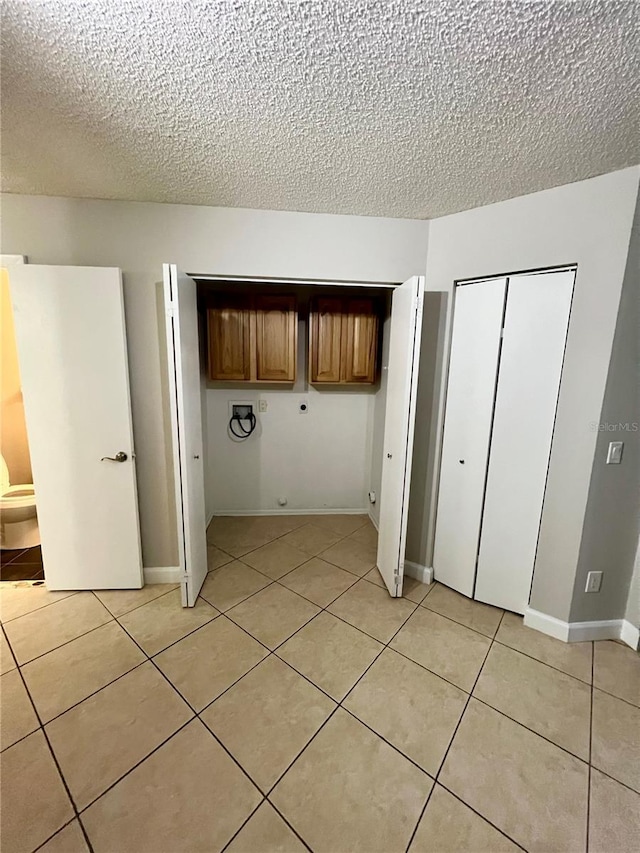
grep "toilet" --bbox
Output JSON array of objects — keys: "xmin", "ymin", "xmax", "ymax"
[{"xmin": 0, "ymin": 454, "xmax": 39, "ymax": 550}]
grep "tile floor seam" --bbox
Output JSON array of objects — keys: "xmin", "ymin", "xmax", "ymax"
[
  {"xmin": 3, "ymin": 598, "xmax": 116, "ymax": 666},
  {"xmin": 434, "ymin": 782, "xmax": 529, "ymax": 852},
  {"xmin": 199, "ymin": 706, "xmax": 307, "ymax": 803},
  {"xmin": 492, "ymin": 636, "xmax": 594, "ymax": 685},
  {"xmin": 262, "ymin": 705, "xmax": 343, "ymax": 800},
  {"xmin": 217, "ymin": 798, "xmax": 267, "ymax": 853},
  {"xmin": 273, "ymin": 567, "xmax": 363, "ymax": 610},
  {"xmin": 93, "ymin": 583, "xmax": 181, "ymax": 619},
  {"xmin": 200, "ymin": 577, "xmax": 277, "ymax": 614},
  {"xmin": 590, "ymin": 682, "xmax": 640, "ymax": 710},
  {"xmin": 110, "ymin": 612, "xmax": 205, "ymax": 720},
  {"xmin": 29, "ymin": 658, "xmax": 150, "ymax": 731},
  {"xmin": 259, "ymin": 800, "xmax": 315, "ymax": 853},
  {"xmin": 586, "ymin": 642, "xmax": 595, "ymax": 853},
  {"xmin": 418, "ymin": 598, "xmax": 502, "ymax": 640},
  {"xmin": 75, "ymin": 717, "xmax": 196, "ymax": 816},
  {"xmin": 581, "ymin": 762, "xmax": 640, "ymax": 797},
  {"xmin": 338, "ymin": 703, "xmax": 436, "ymax": 779},
  {"xmin": 0, "ymin": 586, "xmax": 80, "ymax": 624},
  {"xmin": 208, "ymin": 517, "xmax": 364, "ymax": 563},
  {"xmin": 115, "ymin": 602, "xmax": 220, "ymax": 659},
  {"xmin": 485, "ymin": 637, "xmax": 597, "ymax": 689},
  {"xmin": 31, "ymin": 817, "xmax": 81, "ymax": 853},
  {"xmin": 417, "ymin": 609, "xmax": 532, "ymax": 853},
  {"xmin": 1, "ymin": 548, "xmax": 30, "ymax": 567},
  {"xmin": 230, "ymin": 552, "xmax": 318, "ymax": 584},
  {"xmin": 7, "ymin": 646, "xmax": 96, "ymax": 853},
  {"xmin": 221, "ymin": 516, "xmax": 374, "ymax": 565},
  {"xmin": 404, "ymin": 782, "xmax": 435, "ymax": 852},
  {"xmin": 470, "ymin": 695, "xmax": 591, "ymax": 766},
  {"xmin": 219, "ymin": 596, "xmax": 408, "ymax": 805},
  {"xmin": 431, "ymin": 611, "xmax": 502, "ymax": 785}
]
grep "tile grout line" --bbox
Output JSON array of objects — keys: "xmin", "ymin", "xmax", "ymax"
[
  {"xmin": 586, "ymin": 640, "xmax": 595, "ymax": 852},
  {"xmin": 0, "ymin": 621, "xmax": 96, "ymax": 853},
  {"xmin": 404, "ymin": 609, "xmax": 525, "ymax": 853},
  {"xmin": 0, "ymin": 587, "xmax": 80, "ymax": 624}
]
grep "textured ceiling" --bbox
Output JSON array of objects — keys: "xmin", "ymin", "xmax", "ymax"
[{"xmin": 1, "ymin": 0, "xmax": 639, "ymax": 219}]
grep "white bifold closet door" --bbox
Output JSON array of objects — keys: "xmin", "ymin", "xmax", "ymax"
[
  {"xmin": 163, "ymin": 264, "xmax": 208, "ymax": 607},
  {"xmin": 432, "ymin": 278, "xmax": 507, "ymax": 597},
  {"xmin": 434, "ymin": 268, "xmax": 574, "ymax": 614},
  {"xmin": 474, "ymin": 270, "xmax": 574, "ymax": 611}
]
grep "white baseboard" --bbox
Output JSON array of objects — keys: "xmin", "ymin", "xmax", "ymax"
[
  {"xmin": 524, "ymin": 607, "xmax": 639, "ymax": 648},
  {"xmin": 143, "ymin": 566, "xmax": 181, "ymax": 585},
  {"xmin": 404, "ymin": 560, "xmax": 434, "ymax": 586},
  {"xmin": 620, "ymin": 619, "xmax": 640, "ymax": 650},
  {"xmin": 368, "ymin": 511, "xmax": 379, "ymax": 531},
  {"xmin": 210, "ymin": 508, "xmax": 369, "ymax": 518}
]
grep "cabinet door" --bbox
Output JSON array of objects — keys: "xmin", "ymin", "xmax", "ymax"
[
  {"xmin": 342, "ymin": 298, "xmax": 378, "ymax": 383},
  {"xmin": 310, "ymin": 297, "xmax": 342, "ymax": 383},
  {"xmin": 207, "ymin": 297, "xmax": 251, "ymax": 381},
  {"xmin": 255, "ymin": 294, "xmax": 297, "ymax": 382}
]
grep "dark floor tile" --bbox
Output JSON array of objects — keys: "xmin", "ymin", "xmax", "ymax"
[
  {"xmin": 10, "ymin": 546, "xmax": 42, "ymax": 566},
  {"xmin": 0, "ymin": 562, "xmax": 41, "ymax": 582},
  {"xmin": 0, "ymin": 549, "xmax": 29, "ymax": 567}
]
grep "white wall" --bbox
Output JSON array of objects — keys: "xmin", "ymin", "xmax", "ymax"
[
  {"xmin": 570, "ymin": 192, "xmax": 640, "ymax": 623},
  {"xmin": 421, "ymin": 167, "xmax": 639, "ymax": 622},
  {"xmin": 0, "ymin": 194, "xmax": 429, "ymax": 567}
]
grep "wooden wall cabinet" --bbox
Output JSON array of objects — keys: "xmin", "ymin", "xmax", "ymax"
[
  {"xmin": 207, "ymin": 294, "xmax": 297, "ymax": 382},
  {"xmin": 309, "ymin": 297, "xmax": 379, "ymax": 384}
]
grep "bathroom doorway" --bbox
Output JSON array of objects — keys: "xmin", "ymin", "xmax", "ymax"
[{"xmin": 1, "ymin": 258, "xmax": 41, "ymax": 580}]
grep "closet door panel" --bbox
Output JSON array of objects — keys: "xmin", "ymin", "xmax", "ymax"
[
  {"xmin": 310, "ymin": 297, "xmax": 342, "ymax": 383},
  {"xmin": 255, "ymin": 294, "xmax": 297, "ymax": 382},
  {"xmin": 342, "ymin": 298, "xmax": 378, "ymax": 383},
  {"xmin": 475, "ymin": 270, "xmax": 574, "ymax": 614},
  {"xmin": 433, "ymin": 278, "xmax": 507, "ymax": 597},
  {"xmin": 207, "ymin": 297, "xmax": 250, "ymax": 381}
]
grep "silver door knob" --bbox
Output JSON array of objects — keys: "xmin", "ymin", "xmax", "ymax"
[{"xmin": 101, "ymin": 452, "xmax": 128, "ymax": 462}]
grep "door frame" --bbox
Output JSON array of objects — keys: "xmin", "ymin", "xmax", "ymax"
[{"xmin": 167, "ymin": 267, "xmax": 423, "ymax": 605}]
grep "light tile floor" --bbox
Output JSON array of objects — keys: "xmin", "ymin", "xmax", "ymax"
[{"xmin": 1, "ymin": 514, "xmax": 639, "ymax": 853}]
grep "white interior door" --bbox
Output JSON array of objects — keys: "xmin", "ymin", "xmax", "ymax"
[
  {"xmin": 9, "ymin": 265, "xmax": 142, "ymax": 590},
  {"xmin": 163, "ymin": 264, "xmax": 207, "ymax": 607},
  {"xmin": 433, "ymin": 278, "xmax": 507, "ymax": 596},
  {"xmin": 376, "ymin": 276, "xmax": 425, "ymax": 596},
  {"xmin": 475, "ymin": 269, "xmax": 575, "ymax": 613}
]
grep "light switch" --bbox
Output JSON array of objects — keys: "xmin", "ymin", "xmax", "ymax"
[{"xmin": 606, "ymin": 441, "xmax": 624, "ymax": 464}]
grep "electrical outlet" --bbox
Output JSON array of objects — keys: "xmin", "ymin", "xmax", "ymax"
[
  {"xmin": 258, "ymin": 400, "xmax": 268, "ymax": 413},
  {"xmin": 606, "ymin": 441, "xmax": 623, "ymax": 464},
  {"xmin": 585, "ymin": 571, "xmax": 603, "ymax": 593}
]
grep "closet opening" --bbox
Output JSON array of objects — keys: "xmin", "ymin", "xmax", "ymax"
[{"xmin": 163, "ymin": 266, "xmax": 425, "ymax": 609}]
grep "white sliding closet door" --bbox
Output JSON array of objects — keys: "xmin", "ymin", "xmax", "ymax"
[
  {"xmin": 475, "ymin": 269, "xmax": 574, "ymax": 613},
  {"xmin": 163, "ymin": 264, "xmax": 208, "ymax": 607},
  {"xmin": 433, "ymin": 279, "xmax": 507, "ymax": 596}
]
